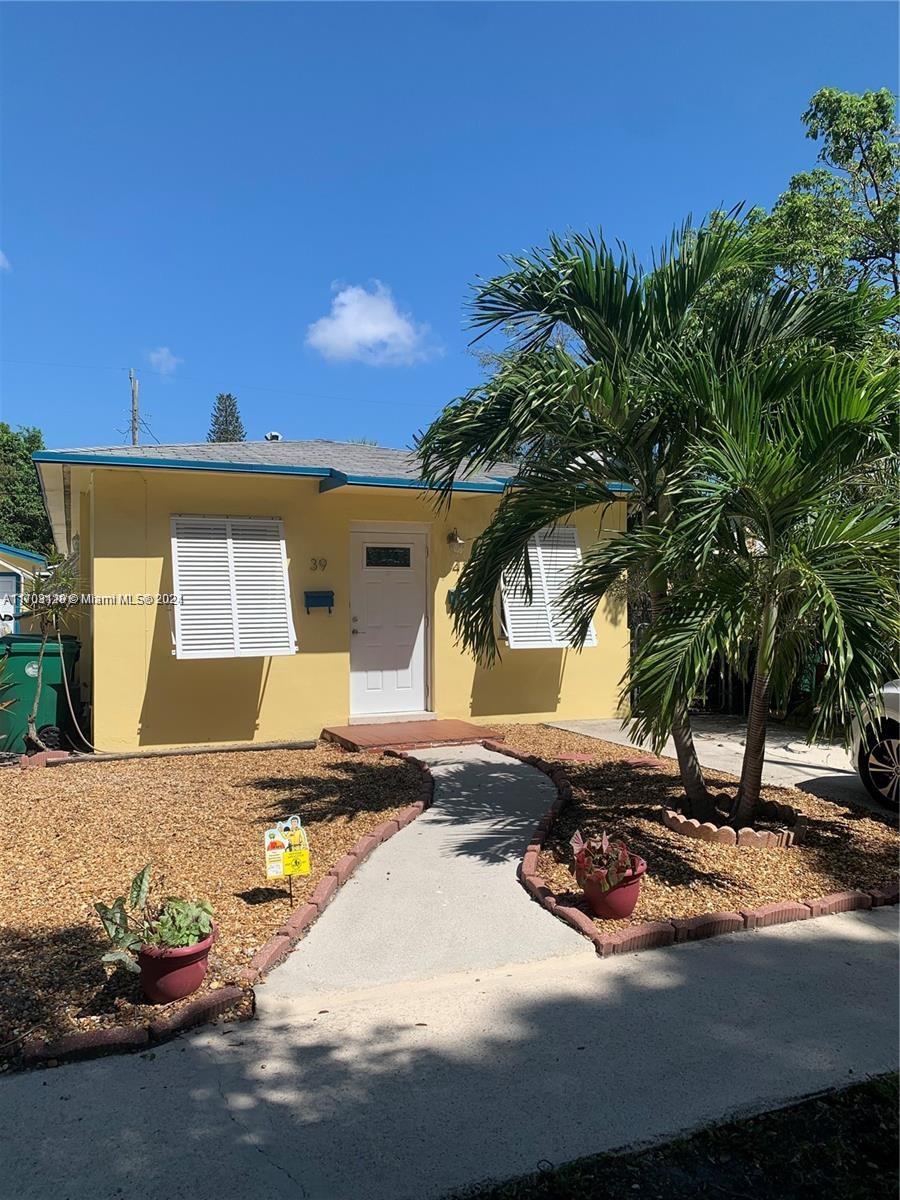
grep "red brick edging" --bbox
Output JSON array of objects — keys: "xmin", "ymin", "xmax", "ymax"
[
  {"xmin": 20, "ymin": 752, "xmax": 435, "ymax": 1069},
  {"xmin": 22, "ymin": 985, "xmax": 248, "ymax": 1066},
  {"xmin": 480, "ymin": 739, "xmax": 900, "ymax": 958}
]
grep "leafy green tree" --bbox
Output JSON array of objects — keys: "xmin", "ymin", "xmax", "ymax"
[
  {"xmin": 207, "ymin": 393, "xmax": 246, "ymax": 442},
  {"xmin": 774, "ymin": 87, "xmax": 899, "ymax": 298},
  {"xmin": 418, "ymin": 221, "xmax": 882, "ymax": 811},
  {"xmin": 609, "ymin": 352, "xmax": 899, "ymax": 823},
  {"xmin": 701, "ymin": 89, "xmax": 899, "ymax": 339},
  {"xmin": 0, "ymin": 424, "xmax": 53, "ymax": 557}
]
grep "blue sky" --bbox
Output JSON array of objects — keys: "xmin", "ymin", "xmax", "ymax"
[{"xmin": 1, "ymin": 2, "xmax": 896, "ymax": 451}]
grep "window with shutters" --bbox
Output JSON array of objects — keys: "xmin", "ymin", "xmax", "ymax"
[
  {"xmin": 170, "ymin": 516, "xmax": 297, "ymax": 659},
  {"xmin": 500, "ymin": 526, "xmax": 596, "ymax": 650}
]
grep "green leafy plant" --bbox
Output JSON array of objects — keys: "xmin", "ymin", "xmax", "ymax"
[{"xmin": 95, "ymin": 865, "xmax": 213, "ymax": 974}]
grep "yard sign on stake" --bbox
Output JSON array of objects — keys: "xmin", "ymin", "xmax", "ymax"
[{"xmin": 264, "ymin": 815, "xmax": 310, "ymax": 902}]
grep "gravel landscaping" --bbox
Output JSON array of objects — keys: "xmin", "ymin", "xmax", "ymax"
[
  {"xmin": 494, "ymin": 724, "xmax": 899, "ymax": 929},
  {"xmin": 0, "ymin": 743, "xmax": 420, "ymax": 1064}
]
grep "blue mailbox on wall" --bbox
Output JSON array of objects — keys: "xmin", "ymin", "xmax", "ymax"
[{"xmin": 304, "ymin": 590, "xmax": 334, "ymax": 614}]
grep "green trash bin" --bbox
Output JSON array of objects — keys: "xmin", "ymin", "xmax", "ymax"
[{"xmin": 0, "ymin": 634, "xmax": 81, "ymax": 754}]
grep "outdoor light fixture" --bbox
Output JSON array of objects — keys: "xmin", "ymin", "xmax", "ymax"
[{"xmin": 446, "ymin": 529, "xmax": 465, "ymax": 547}]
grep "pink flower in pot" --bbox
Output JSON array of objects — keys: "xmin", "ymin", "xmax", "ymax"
[
  {"xmin": 570, "ymin": 830, "xmax": 646, "ymax": 919},
  {"xmin": 95, "ymin": 864, "xmax": 216, "ymax": 1004}
]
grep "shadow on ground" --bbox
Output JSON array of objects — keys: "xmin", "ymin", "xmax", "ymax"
[
  {"xmin": 2, "ymin": 911, "xmax": 897, "ymax": 1200},
  {"xmin": 417, "ymin": 757, "xmax": 557, "ymax": 865},
  {"xmin": 0, "ymin": 923, "xmax": 143, "ymax": 1047},
  {"xmin": 247, "ymin": 756, "xmax": 420, "ymax": 826}
]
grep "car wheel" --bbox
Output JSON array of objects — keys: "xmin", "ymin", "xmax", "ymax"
[{"xmin": 858, "ymin": 719, "xmax": 900, "ymax": 809}]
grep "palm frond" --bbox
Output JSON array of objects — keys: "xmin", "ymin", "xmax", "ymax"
[{"xmin": 559, "ymin": 525, "xmax": 667, "ymax": 647}]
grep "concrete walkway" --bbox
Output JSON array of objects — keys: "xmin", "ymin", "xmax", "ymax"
[
  {"xmin": 262, "ymin": 744, "xmax": 590, "ymax": 1001},
  {"xmin": 1, "ymin": 746, "xmax": 897, "ymax": 1200},
  {"xmin": 552, "ymin": 715, "xmax": 870, "ymax": 806}
]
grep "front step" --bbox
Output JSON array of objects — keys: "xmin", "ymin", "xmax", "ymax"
[{"xmin": 322, "ymin": 718, "xmax": 496, "ymax": 752}]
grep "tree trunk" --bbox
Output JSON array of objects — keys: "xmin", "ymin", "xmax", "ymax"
[
  {"xmin": 646, "ymin": 576, "xmax": 715, "ymax": 815},
  {"xmin": 671, "ymin": 713, "xmax": 718, "ymax": 819},
  {"xmin": 25, "ymin": 627, "xmax": 49, "ymax": 752},
  {"xmin": 731, "ymin": 602, "xmax": 778, "ymax": 826}
]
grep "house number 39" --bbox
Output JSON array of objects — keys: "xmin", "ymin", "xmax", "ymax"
[{"xmin": 310, "ymin": 558, "xmax": 327, "ymax": 571}]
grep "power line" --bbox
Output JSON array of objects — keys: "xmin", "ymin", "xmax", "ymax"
[{"xmin": 139, "ymin": 416, "xmax": 162, "ymax": 445}]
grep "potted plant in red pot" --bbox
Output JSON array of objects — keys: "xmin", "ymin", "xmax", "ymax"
[
  {"xmin": 95, "ymin": 865, "xmax": 216, "ymax": 1003},
  {"xmin": 571, "ymin": 830, "xmax": 646, "ymax": 919}
]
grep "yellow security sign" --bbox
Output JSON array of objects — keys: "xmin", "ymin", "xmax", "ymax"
[
  {"xmin": 283, "ymin": 848, "xmax": 310, "ymax": 877},
  {"xmin": 263, "ymin": 815, "xmax": 311, "ymax": 879}
]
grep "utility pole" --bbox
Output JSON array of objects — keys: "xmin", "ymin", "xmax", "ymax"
[{"xmin": 129, "ymin": 369, "xmax": 140, "ymax": 445}]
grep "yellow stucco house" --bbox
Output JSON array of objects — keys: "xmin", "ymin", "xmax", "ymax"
[{"xmin": 33, "ymin": 439, "xmax": 629, "ymax": 752}]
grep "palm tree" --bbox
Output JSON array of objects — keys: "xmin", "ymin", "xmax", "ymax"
[
  {"xmin": 418, "ymin": 218, "xmax": 888, "ymax": 812},
  {"xmin": 607, "ymin": 352, "xmax": 899, "ymax": 824}
]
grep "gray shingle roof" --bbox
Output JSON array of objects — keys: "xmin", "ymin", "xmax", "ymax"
[{"xmin": 34, "ymin": 438, "xmax": 518, "ymax": 490}]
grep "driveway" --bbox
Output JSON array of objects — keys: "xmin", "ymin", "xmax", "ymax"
[{"xmin": 551, "ymin": 715, "xmax": 872, "ymax": 807}]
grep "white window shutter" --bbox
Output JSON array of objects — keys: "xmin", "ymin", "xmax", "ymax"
[
  {"xmin": 501, "ymin": 525, "xmax": 595, "ymax": 649},
  {"xmin": 229, "ymin": 519, "xmax": 296, "ymax": 656},
  {"xmin": 538, "ymin": 526, "xmax": 596, "ymax": 647},
  {"xmin": 502, "ymin": 539, "xmax": 554, "ymax": 648},
  {"xmin": 171, "ymin": 517, "xmax": 297, "ymax": 659},
  {"xmin": 171, "ymin": 518, "xmax": 237, "ymax": 658}
]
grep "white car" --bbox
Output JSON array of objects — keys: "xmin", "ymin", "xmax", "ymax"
[{"xmin": 851, "ymin": 680, "xmax": 900, "ymax": 809}]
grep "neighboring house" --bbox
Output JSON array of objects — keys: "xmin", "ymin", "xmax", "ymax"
[
  {"xmin": 32, "ymin": 439, "xmax": 630, "ymax": 752},
  {"xmin": 0, "ymin": 541, "xmax": 48, "ymax": 636}
]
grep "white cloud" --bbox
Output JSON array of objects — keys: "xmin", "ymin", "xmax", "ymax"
[
  {"xmin": 147, "ymin": 346, "xmax": 183, "ymax": 376},
  {"xmin": 0, "ymin": 251, "xmax": 11, "ymax": 271},
  {"xmin": 306, "ymin": 281, "xmax": 439, "ymax": 366}
]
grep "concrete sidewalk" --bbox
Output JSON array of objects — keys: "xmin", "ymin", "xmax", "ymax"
[
  {"xmin": 2, "ymin": 746, "xmax": 896, "ymax": 1200},
  {"xmin": 552, "ymin": 716, "xmax": 869, "ymax": 806},
  {"xmin": 2, "ymin": 909, "xmax": 896, "ymax": 1200}
]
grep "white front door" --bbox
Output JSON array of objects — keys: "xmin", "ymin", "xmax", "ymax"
[{"xmin": 349, "ymin": 528, "xmax": 428, "ymax": 717}]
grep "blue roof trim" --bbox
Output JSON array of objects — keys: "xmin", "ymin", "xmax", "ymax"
[
  {"xmin": 33, "ymin": 450, "xmax": 509, "ymax": 494},
  {"xmin": 33, "ymin": 450, "xmax": 333, "ymax": 479},
  {"xmin": 319, "ymin": 471, "xmax": 507, "ymax": 494},
  {"xmin": 318, "ymin": 471, "xmax": 349, "ymax": 493},
  {"xmin": 0, "ymin": 541, "xmax": 47, "ymax": 565}
]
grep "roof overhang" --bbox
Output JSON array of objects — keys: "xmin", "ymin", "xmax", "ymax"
[
  {"xmin": 33, "ymin": 459, "xmax": 69, "ymax": 556},
  {"xmin": 32, "ymin": 450, "xmax": 632, "ymax": 551},
  {"xmin": 31, "ymin": 450, "xmax": 512, "ymax": 497},
  {"xmin": 0, "ymin": 541, "xmax": 47, "ymax": 566}
]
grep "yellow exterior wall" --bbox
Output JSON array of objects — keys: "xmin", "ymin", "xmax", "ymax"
[{"xmin": 87, "ymin": 466, "xmax": 629, "ymax": 751}]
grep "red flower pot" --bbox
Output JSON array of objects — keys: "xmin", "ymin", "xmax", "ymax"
[
  {"xmin": 138, "ymin": 926, "xmax": 216, "ymax": 1004},
  {"xmin": 580, "ymin": 857, "xmax": 647, "ymax": 919}
]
